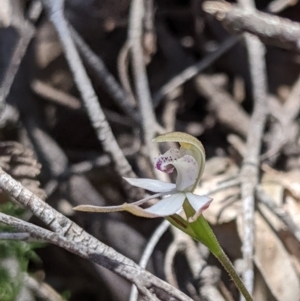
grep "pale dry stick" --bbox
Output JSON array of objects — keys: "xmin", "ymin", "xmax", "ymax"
[
  {"xmin": 165, "ymin": 228, "xmax": 225, "ymax": 301},
  {"xmin": 31, "ymin": 80, "xmax": 81, "ymax": 109},
  {"xmin": 203, "ymin": 1, "xmax": 300, "ymax": 52},
  {"xmin": 153, "ymin": 36, "xmax": 239, "ymax": 106},
  {"xmin": 276, "ymin": 78, "xmax": 300, "ymax": 125},
  {"xmin": 183, "ymin": 235, "xmax": 225, "ymax": 301},
  {"xmin": 263, "ymin": 77, "xmax": 300, "ymax": 163},
  {"xmin": 164, "ymin": 235, "xmax": 181, "ymax": 288},
  {"xmin": 162, "ymin": 91, "xmax": 180, "ymax": 132},
  {"xmin": 0, "ymin": 232, "xmax": 29, "ymax": 240},
  {"xmin": 227, "ymin": 134, "xmax": 247, "ymax": 158},
  {"xmin": 268, "ymin": 0, "xmax": 298, "ymax": 12},
  {"xmin": 173, "ymin": 228, "xmax": 225, "ymax": 301},
  {"xmin": 0, "ymin": 0, "xmax": 42, "ymax": 114},
  {"xmin": 129, "ymin": 220, "xmax": 170, "ymax": 301},
  {"xmin": 41, "ymin": 0, "xmax": 136, "ymax": 182},
  {"xmin": 0, "ymin": 169, "xmax": 193, "ymax": 301},
  {"xmin": 66, "ymin": 155, "xmax": 111, "ymax": 175},
  {"xmin": 33, "ymin": 79, "xmax": 135, "ymax": 127},
  {"xmin": 194, "ymin": 75, "xmax": 250, "ymax": 138},
  {"xmin": 117, "ymin": 41, "xmax": 137, "ymax": 107},
  {"xmin": 70, "ymin": 27, "xmax": 141, "ymax": 124},
  {"xmin": 237, "ymin": 0, "xmax": 269, "ymax": 296},
  {"xmin": 256, "ymin": 186, "xmax": 300, "ymax": 243},
  {"xmin": 24, "ymin": 274, "xmax": 66, "ymax": 301},
  {"xmin": 143, "ymin": 0, "xmax": 156, "ymax": 60},
  {"xmin": 128, "ymin": 0, "xmax": 161, "ymax": 168}
]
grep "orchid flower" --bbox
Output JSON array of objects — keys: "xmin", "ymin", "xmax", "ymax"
[
  {"xmin": 74, "ymin": 132, "xmax": 212, "ymax": 222},
  {"xmin": 74, "ymin": 133, "xmax": 253, "ymax": 301}
]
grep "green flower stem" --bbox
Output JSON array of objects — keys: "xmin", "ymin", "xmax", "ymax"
[
  {"xmin": 217, "ymin": 250, "xmax": 253, "ymax": 301},
  {"xmin": 179, "ymin": 202, "xmax": 253, "ymax": 301}
]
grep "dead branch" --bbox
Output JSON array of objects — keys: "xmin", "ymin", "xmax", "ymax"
[
  {"xmin": 31, "ymin": 79, "xmax": 81, "ymax": 109},
  {"xmin": 194, "ymin": 75, "xmax": 250, "ymax": 138},
  {"xmin": 128, "ymin": 0, "xmax": 160, "ymax": 166},
  {"xmin": 0, "ymin": 167, "xmax": 193, "ymax": 301},
  {"xmin": 203, "ymin": 1, "xmax": 300, "ymax": 52},
  {"xmin": 70, "ymin": 27, "xmax": 141, "ymax": 124},
  {"xmin": 233, "ymin": 0, "xmax": 269, "ymax": 295},
  {"xmin": 257, "ymin": 186, "xmax": 300, "ymax": 243},
  {"xmin": 153, "ymin": 36, "xmax": 239, "ymax": 105}
]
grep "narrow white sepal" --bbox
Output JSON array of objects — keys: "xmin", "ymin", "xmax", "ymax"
[
  {"xmin": 143, "ymin": 193, "xmax": 186, "ymax": 216},
  {"xmin": 123, "ymin": 177, "xmax": 176, "ymax": 193}
]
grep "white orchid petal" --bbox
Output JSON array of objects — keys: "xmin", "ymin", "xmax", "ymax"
[
  {"xmin": 154, "ymin": 148, "xmax": 181, "ymax": 174},
  {"xmin": 124, "ymin": 177, "xmax": 176, "ymax": 193},
  {"xmin": 143, "ymin": 193, "xmax": 186, "ymax": 216},
  {"xmin": 171, "ymin": 155, "xmax": 198, "ymax": 191},
  {"xmin": 185, "ymin": 193, "xmax": 213, "ymax": 222}
]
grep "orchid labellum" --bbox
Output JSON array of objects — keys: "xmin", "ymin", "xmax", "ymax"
[{"xmin": 74, "ymin": 132, "xmax": 212, "ymax": 222}]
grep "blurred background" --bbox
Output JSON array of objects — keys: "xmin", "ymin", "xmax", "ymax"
[{"xmin": 1, "ymin": 0, "xmax": 300, "ymax": 300}]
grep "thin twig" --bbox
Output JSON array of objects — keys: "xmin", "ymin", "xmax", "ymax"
[
  {"xmin": 194, "ymin": 75, "xmax": 250, "ymax": 138},
  {"xmin": 263, "ymin": 76, "xmax": 300, "ymax": 163},
  {"xmin": 164, "ymin": 234, "xmax": 181, "ymax": 288},
  {"xmin": 128, "ymin": 0, "xmax": 160, "ymax": 164},
  {"xmin": 117, "ymin": 41, "xmax": 137, "ymax": 106},
  {"xmin": 0, "ymin": 232, "xmax": 30, "ymax": 240},
  {"xmin": 256, "ymin": 186, "xmax": 300, "ymax": 243},
  {"xmin": 41, "ymin": 0, "xmax": 137, "ymax": 185},
  {"xmin": 236, "ymin": 0, "xmax": 269, "ymax": 296},
  {"xmin": 31, "ymin": 80, "xmax": 81, "ymax": 109},
  {"xmin": 153, "ymin": 36, "xmax": 239, "ymax": 106},
  {"xmin": 25, "ymin": 274, "xmax": 66, "ymax": 301},
  {"xmin": 0, "ymin": 0, "xmax": 42, "ymax": 116},
  {"xmin": 165, "ymin": 227, "xmax": 225, "ymax": 301},
  {"xmin": 143, "ymin": 0, "xmax": 156, "ymax": 61},
  {"xmin": 129, "ymin": 220, "xmax": 170, "ymax": 301},
  {"xmin": 267, "ymin": 0, "xmax": 298, "ymax": 12},
  {"xmin": 70, "ymin": 26, "xmax": 141, "ymax": 124}
]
